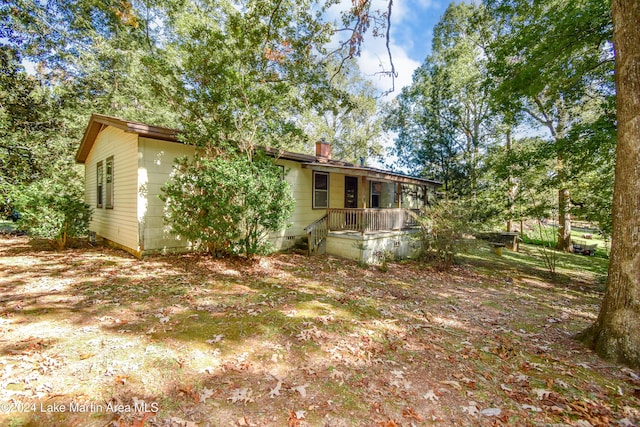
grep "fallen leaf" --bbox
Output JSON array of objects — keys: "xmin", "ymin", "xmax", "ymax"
[
  {"xmin": 288, "ymin": 410, "xmax": 302, "ymax": 427},
  {"xmin": 423, "ymin": 389, "xmax": 439, "ymax": 402},
  {"xmin": 206, "ymin": 334, "xmax": 225, "ymax": 344},
  {"xmin": 330, "ymin": 370, "xmax": 346, "ymax": 382},
  {"xmin": 130, "ymin": 412, "xmax": 154, "ymax": 427},
  {"xmin": 269, "ymin": 381, "xmax": 282, "ymax": 398},
  {"xmin": 480, "ymin": 408, "xmax": 501, "ymax": 417},
  {"xmin": 534, "ymin": 388, "xmax": 552, "ymax": 400},
  {"xmin": 402, "ymin": 407, "xmax": 424, "ymax": 421},
  {"xmin": 441, "ymin": 380, "xmax": 462, "ymax": 390},
  {"xmin": 237, "ymin": 416, "xmax": 257, "ymax": 426},
  {"xmin": 228, "ymin": 388, "xmax": 254, "ymax": 404},
  {"xmin": 291, "ymin": 384, "xmax": 309, "ymax": 398},
  {"xmin": 199, "ymin": 387, "xmax": 218, "ymax": 402},
  {"xmin": 179, "ymin": 386, "xmax": 199, "ymax": 403},
  {"xmin": 166, "ymin": 417, "xmax": 198, "ymax": 427},
  {"xmin": 462, "ymin": 402, "xmax": 479, "ymax": 416},
  {"xmin": 79, "ymin": 353, "xmax": 95, "ymax": 360},
  {"xmin": 391, "ymin": 369, "xmax": 404, "ymax": 378}
]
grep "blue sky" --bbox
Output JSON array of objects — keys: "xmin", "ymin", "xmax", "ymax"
[{"xmin": 354, "ymin": 0, "xmax": 448, "ymax": 96}]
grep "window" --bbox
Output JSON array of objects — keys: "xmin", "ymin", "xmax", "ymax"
[
  {"xmin": 96, "ymin": 161, "xmax": 104, "ymax": 208},
  {"xmin": 105, "ymin": 157, "xmax": 114, "ymax": 209},
  {"xmin": 313, "ymin": 171, "xmax": 329, "ymax": 209},
  {"xmin": 370, "ymin": 181, "xmax": 381, "ymax": 208}
]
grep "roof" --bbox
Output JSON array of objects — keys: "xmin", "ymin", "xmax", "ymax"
[
  {"xmin": 76, "ymin": 114, "xmax": 441, "ymax": 187},
  {"xmin": 76, "ymin": 114, "xmax": 179, "ymax": 163},
  {"xmin": 263, "ymin": 146, "xmax": 353, "ymax": 167},
  {"xmin": 300, "ymin": 163, "xmax": 441, "ymax": 187}
]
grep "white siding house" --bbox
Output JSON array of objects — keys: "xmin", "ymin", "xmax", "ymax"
[{"xmin": 76, "ymin": 114, "xmax": 440, "ymax": 261}]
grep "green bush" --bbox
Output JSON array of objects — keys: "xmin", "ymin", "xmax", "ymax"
[
  {"xmin": 161, "ymin": 152, "xmax": 294, "ymax": 258},
  {"xmin": 416, "ymin": 198, "xmax": 475, "ymax": 269},
  {"xmin": 14, "ymin": 178, "xmax": 92, "ymax": 249}
]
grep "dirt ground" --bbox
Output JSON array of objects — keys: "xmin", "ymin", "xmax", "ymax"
[{"xmin": 0, "ymin": 236, "xmax": 638, "ymax": 426}]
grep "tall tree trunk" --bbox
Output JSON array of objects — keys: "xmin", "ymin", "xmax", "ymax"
[
  {"xmin": 505, "ymin": 129, "xmax": 516, "ymax": 232},
  {"xmin": 555, "ymin": 118, "xmax": 571, "ymax": 252},
  {"xmin": 557, "ymin": 187, "xmax": 572, "ymax": 251},
  {"xmin": 578, "ymin": 0, "xmax": 640, "ymax": 367}
]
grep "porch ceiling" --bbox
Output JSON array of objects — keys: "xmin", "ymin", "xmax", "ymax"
[{"xmin": 301, "ymin": 163, "xmax": 440, "ymax": 187}]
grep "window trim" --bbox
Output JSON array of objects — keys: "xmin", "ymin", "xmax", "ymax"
[
  {"xmin": 96, "ymin": 161, "xmax": 104, "ymax": 208},
  {"xmin": 370, "ymin": 181, "xmax": 381, "ymax": 208},
  {"xmin": 312, "ymin": 171, "xmax": 329, "ymax": 209},
  {"xmin": 105, "ymin": 156, "xmax": 114, "ymax": 209}
]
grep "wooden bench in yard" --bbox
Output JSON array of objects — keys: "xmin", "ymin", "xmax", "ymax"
[{"xmin": 490, "ymin": 242, "xmax": 506, "ymax": 256}]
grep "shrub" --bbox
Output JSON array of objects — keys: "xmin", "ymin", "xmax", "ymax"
[
  {"xmin": 534, "ymin": 220, "xmax": 560, "ymax": 274},
  {"xmin": 161, "ymin": 152, "xmax": 294, "ymax": 258},
  {"xmin": 14, "ymin": 177, "xmax": 92, "ymax": 249},
  {"xmin": 416, "ymin": 198, "xmax": 475, "ymax": 269}
]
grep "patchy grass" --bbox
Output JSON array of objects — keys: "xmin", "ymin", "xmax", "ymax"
[
  {"xmin": 0, "ymin": 236, "xmax": 638, "ymax": 427},
  {"xmin": 522, "ymin": 224, "xmax": 611, "ymax": 258}
]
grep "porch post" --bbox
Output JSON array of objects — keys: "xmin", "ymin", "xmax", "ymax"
[
  {"xmin": 397, "ymin": 182, "xmax": 402, "ymax": 208},
  {"xmin": 360, "ymin": 176, "xmax": 367, "ymax": 208}
]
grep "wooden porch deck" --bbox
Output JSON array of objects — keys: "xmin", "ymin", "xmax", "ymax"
[
  {"xmin": 305, "ymin": 208, "xmax": 421, "ymax": 257},
  {"xmin": 327, "ymin": 208, "xmax": 419, "ymax": 233}
]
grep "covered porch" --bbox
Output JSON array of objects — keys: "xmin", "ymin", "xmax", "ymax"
[{"xmin": 300, "ymin": 160, "xmax": 440, "ymax": 262}]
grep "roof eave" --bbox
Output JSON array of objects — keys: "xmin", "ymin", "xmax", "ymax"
[
  {"xmin": 300, "ymin": 163, "xmax": 441, "ymax": 187},
  {"xmin": 75, "ymin": 114, "xmax": 179, "ymax": 164}
]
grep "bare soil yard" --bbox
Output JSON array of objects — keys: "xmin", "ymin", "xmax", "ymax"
[{"xmin": 0, "ymin": 236, "xmax": 638, "ymax": 426}]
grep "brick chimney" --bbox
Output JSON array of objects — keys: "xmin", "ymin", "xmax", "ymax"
[{"xmin": 315, "ymin": 138, "xmax": 331, "ymax": 161}]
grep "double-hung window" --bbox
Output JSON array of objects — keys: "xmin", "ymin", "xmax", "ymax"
[
  {"xmin": 105, "ymin": 157, "xmax": 114, "ymax": 209},
  {"xmin": 313, "ymin": 171, "xmax": 329, "ymax": 209},
  {"xmin": 370, "ymin": 181, "xmax": 381, "ymax": 208},
  {"xmin": 96, "ymin": 161, "xmax": 104, "ymax": 208}
]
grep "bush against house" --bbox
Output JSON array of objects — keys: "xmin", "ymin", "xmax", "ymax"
[
  {"xmin": 13, "ymin": 176, "xmax": 92, "ymax": 249},
  {"xmin": 161, "ymin": 153, "xmax": 294, "ymax": 258}
]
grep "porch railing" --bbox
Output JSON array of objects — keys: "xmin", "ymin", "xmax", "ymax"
[
  {"xmin": 304, "ymin": 214, "xmax": 328, "ymax": 255},
  {"xmin": 327, "ymin": 208, "xmax": 419, "ymax": 233}
]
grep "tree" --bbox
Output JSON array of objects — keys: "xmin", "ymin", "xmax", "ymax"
[
  {"xmin": 161, "ymin": 153, "xmax": 294, "ymax": 258},
  {"xmin": 577, "ymin": 0, "xmax": 640, "ymax": 368},
  {"xmin": 0, "ymin": 46, "xmax": 85, "ymax": 217},
  {"xmin": 386, "ymin": 3, "xmax": 496, "ymax": 195},
  {"xmin": 298, "ymin": 59, "xmax": 384, "ymax": 164},
  {"xmin": 484, "ymin": 136, "xmax": 556, "ymax": 227},
  {"xmin": 487, "ymin": 0, "xmax": 614, "ymax": 251},
  {"xmin": 155, "ymin": 0, "xmax": 338, "ymax": 156}
]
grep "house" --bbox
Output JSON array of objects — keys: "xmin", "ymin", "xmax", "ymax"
[{"xmin": 76, "ymin": 114, "xmax": 441, "ymax": 262}]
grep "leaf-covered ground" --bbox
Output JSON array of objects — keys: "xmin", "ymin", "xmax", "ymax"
[{"xmin": 0, "ymin": 236, "xmax": 638, "ymax": 426}]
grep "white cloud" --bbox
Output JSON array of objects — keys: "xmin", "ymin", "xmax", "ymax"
[
  {"xmin": 354, "ymin": 0, "xmax": 441, "ymax": 97},
  {"xmin": 356, "ymin": 39, "xmax": 420, "ymax": 97},
  {"xmin": 322, "ymin": 1, "xmax": 442, "ymax": 96}
]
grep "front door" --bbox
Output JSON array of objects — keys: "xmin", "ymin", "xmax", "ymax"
[{"xmin": 344, "ymin": 176, "xmax": 358, "ymax": 208}]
